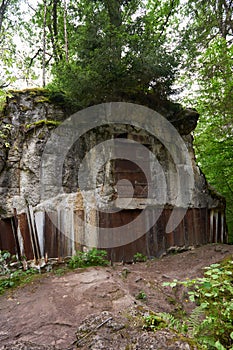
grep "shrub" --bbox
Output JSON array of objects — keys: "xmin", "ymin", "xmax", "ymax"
[
  {"xmin": 0, "ymin": 250, "xmax": 11, "ymax": 275},
  {"xmin": 162, "ymin": 259, "xmax": 233, "ymax": 349},
  {"xmin": 136, "ymin": 290, "xmax": 147, "ymax": 300},
  {"xmin": 133, "ymin": 252, "xmax": 147, "ymax": 263},
  {"xmin": 68, "ymin": 248, "xmax": 109, "ymax": 269},
  {"xmin": 0, "ymin": 268, "xmax": 38, "ymax": 294}
]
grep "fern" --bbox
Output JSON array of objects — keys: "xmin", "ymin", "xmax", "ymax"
[
  {"xmin": 157, "ymin": 312, "xmax": 185, "ymax": 333},
  {"xmin": 187, "ymin": 305, "xmax": 205, "ymax": 334},
  {"xmin": 159, "ymin": 259, "xmax": 233, "ymax": 349}
]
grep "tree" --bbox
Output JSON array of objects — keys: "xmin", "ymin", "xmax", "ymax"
[
  {"xmin": 23, "ymin": 0, "xmax": 72, "ymax": 86},
  {"xmin": 1, "ymin": 0, "xmax": 181, "ymax": 101},
  {"xmin": 0, "ymin": 0, "xmax": 18, "ymax": 88},
  {"xmin": 0, "ymin": 0, "xmax": 10, "ymax": 34},
  {"xmin": 193, "ymin": 37, "xmax": 233, "ymax": 240},
  {"xmin": 178, "ymin": 0, "xmax": 233, "ymax": 240},
  {"xmin": 39, "ymin": 0, "xmax": 181, "ymax": 108},
  {"xmin": 0, "ymin": 0, "xmax": 37, "ymax": 90},
  {"xmin": 42, "ymin": 0, "xmax": 47, "ymax": 87}
]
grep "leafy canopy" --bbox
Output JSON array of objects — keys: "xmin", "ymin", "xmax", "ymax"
[
  {"xmin": 41, "ymin": 0, "xmax": 181, "ymax": 108},
  {"xmin": 178, "ymin": 0, "xmax": 233, "ymax": 240}
]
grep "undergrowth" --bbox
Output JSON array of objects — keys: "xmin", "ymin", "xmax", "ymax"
[
  {"xmin": 0, "ymin": 250, "xmax": 39, "ymax": 295},
  {"xmin": 0, "ymin": 268, "xmax": 39, "ymax": 294},
  {"xmin": 68, "ymin": 248, "xmax": 109, "ymax": 269},
  {"xmin": 0, "ymin": 248, "xmax": 109, "ymax": 295},
  {"xmin": 143, "ymin": 258, "xmax": 233, "ymax": 350}
]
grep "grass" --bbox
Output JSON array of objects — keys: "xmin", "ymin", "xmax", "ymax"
[
  {"xmin": 0, "ymin": 248, "xmax": 110, "ymax": 295},
  {"xmin": 0, "ymin": 268, "xmax": 40, "ymax": 295}
]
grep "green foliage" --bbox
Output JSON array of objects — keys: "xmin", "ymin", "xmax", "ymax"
[
  {"xmin": 143, "ymin": 312, "xmax": 167, "ymax": 331},
  {"xmin": 136, "ymin": 290, "xmax": 147, "ymax": 300},
  {"xmin": 0, "ymin": 250, "xmax": 11, "ymax": 274},
  {"xmin": 175, "ymin": 5, "xmax": 232, "ymax": 241},
  {"xmin": 178, "ymin": 0, "xmax": 232, "ymax": 73},
  {"xmin": 192, "ymin": 37, "xmax": 233, "ymax": 240},
  {"xmin": 0, "ymin": 268, "xmax": 38, "ymax": 295},
  {"xmin": 53, "ymin": 268, "xmax": 67, "ymax": 276},
  {"xmin": 133, "ymin": 252, "xmax": 147, "ymax": 263},
  {"xmin": 143, "ymin": 311, "xmax": 190, "ymax": 333},
  {"xmin": 39, "ymin": 0, "xmax": 180, "ymax": 108},
  {"xmin": 162, "ymin": 259, "xmax": 233, "ymax": 349},
  {"xmin": 0, "ymin": 1, "xmax": 28, "ymax": 88},
  {"xmin": 176, "ymin": 0, "xmax": 233, "ymax": 241},
  {"xmin": 68, "ymin": 248, "xmax": 109, "ymax": 269},
  {"xmin": 0, "ymin": 250, "xmax": 39, "ymax": 295},
  {"xmin": 0, "ymin": 123, "xmax": 12, "ymax": 148}
]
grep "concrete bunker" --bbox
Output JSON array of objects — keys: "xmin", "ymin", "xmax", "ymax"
[{"xmin": 0, "ymin": 90, "xmax": 227, "ymax": 262}]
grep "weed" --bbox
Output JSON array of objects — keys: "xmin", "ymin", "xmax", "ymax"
[
  {"xmin": 136, "ymin": 290, "xmax": 147, "ymax": 300},
  {"xmin": 0, "ymin": 250, "xmax": 11, "ymax": 274},
  {"xmin": 143, "ymin": 312, "xmax": 167, "ymax": 331},
  {"xmin": 0, "ymin": 268, "xmax": 38, "ymax": 294},
  {"xmin": 161, "ymin": 259, "xmax": 233, "ymax": 349},
  {"xmin": 133, "ymin": 253, "xmax": 147, "ymax": 263},
  {"xmin": 68, "ymin": 248, "xmax": 109, "ymax": 269},
  {"xmin": 54, "ymin": 268, "xmax": 67, "ymax": 276}
]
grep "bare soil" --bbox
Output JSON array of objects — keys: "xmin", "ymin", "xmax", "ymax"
[{"xmin": 0, "ymin": 244, "xmax": 233, "ymax": 350}]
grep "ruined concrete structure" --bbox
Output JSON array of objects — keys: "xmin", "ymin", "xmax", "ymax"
[{"xmin": 0, "ymin": 89, "xmax": 227, "ymax": 262}]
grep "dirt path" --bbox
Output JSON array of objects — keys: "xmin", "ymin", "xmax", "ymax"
[{"xmin": 0, "ymin": 244, "xmax": 233, "ymax": 350}]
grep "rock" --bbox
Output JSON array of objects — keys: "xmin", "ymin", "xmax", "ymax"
[
  {"xmin": 171, "ymin": 108, "xmax": 199, "ymax": 135},
  {"xmin": 0, "ymin": 341, "xmax": 60, "ymax": 350},
  {"xmin": 135, "ymin": 276, "xmax": 143, "ymax": 283},
  {"xmin": 135, "ymin": 330, "xmax": 196, "ymax": 349}
]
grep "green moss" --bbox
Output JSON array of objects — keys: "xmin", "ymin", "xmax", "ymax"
[
  {"xmin": 25, "ymin": 119, "xmax": 61, "ymax": 129},
  {"xmin": 6, "ymin": 88, "xmax": 75, "ymax": 112},
  {"xmin": 171, "ymin": 335, "xmax": 202, "ymax": 349},
  {"xmin": 9, "ymin": 87, "xmax": 49, "ymax": 96},
  {"xmin": 0, "ymin": 101, "xmax": 7, "ymax": 113},
  {"xmin": 34, "ymin": 96, "xmax": 50, "ymax": 103},
  {"xmin": 0, "ymin": 90, "xmax": 12, "ymax": 113},
  {"xmin": 20, "ymin": 105, "xmax": 31, "ymax": 112}
]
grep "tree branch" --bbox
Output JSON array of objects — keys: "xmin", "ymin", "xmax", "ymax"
[{"xmin": 159, "ymin": 0, "xmax": 175, "ymax": 38}]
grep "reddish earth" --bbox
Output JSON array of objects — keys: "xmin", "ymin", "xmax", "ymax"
[{"xmin": 0, "ymin": 243, "xmax": 233, "ymax": 350}]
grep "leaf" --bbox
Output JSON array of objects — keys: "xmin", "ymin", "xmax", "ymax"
[
  {"xmin": 189, "ymin": 294, "xmax": 195, "ymax": 302},
  {"xmin": 215, "ymin": 340, "xmax": 226, "ymax": 350},
  {"xmin": 170, "ymin": 282, "xmax": 178, "ymax": 288},
  {"xmin": 200, "ymin": 302, "xmax": 209, "ymax": 308}
]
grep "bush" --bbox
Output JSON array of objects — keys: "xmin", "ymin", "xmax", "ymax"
[
  {"xmin": 136, "ymin": 290, "xmax": 147, "ymax": 300},
  {"xmin": 0, "ymin": 268, "xmax": 38, "ymax": 294},
  {"xmin": 162, "ymin": 259, "xmax": 233, "ymax": 349},
  {"xmin": 0, "ymin": 250, "xmax": 11, "ymax": 275},
  {"xmin": 68, "ymin": 248, "xmax": 109, "ymax": 269},
  {"xmin": 133, "ymin": 252, "xmax": 147, "ymax": 263},
  {"xmin": 0, "ymin": 250, "xmax": 39, "ymax": 294}
]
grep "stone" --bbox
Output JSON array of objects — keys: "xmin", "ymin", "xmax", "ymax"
[{"xmin": 0, "ymin": 89, "xmax": 227, "ymax": 261}]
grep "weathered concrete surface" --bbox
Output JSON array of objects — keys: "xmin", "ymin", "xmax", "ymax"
[{"xmin": 0, "ymin": 89, "xmax": 227, "ymax": 260}]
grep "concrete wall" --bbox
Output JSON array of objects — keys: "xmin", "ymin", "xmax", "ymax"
[{"xmin": 0, "ymin": 90, "xmax": 227, "ymax": 261}]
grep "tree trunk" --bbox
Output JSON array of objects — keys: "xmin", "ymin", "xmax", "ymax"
[
  {"xmin": 0, "ymin": 0, "xmax": 11, "ymax": 33},
  {"xmin": 63, "ymin": 0, "xmax": 69, "ymax": 62},
  {"xmin": 42, "ymin": 0, "xmax": 47, "ymax": 87}
]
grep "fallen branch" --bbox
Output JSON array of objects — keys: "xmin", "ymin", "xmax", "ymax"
[{"xmin": 73, "ymin": 316, "xmax": 113, "ymax": 347}]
